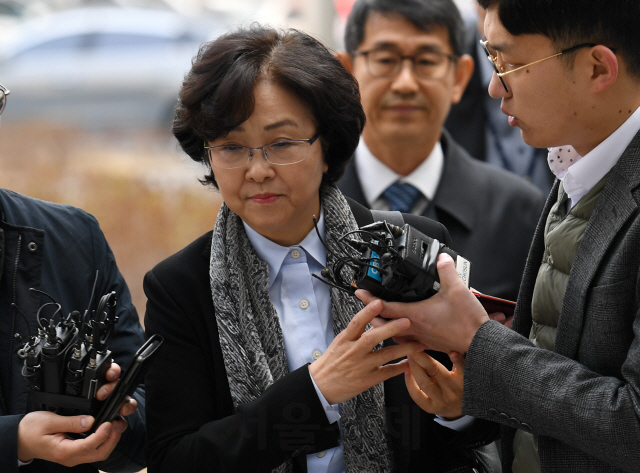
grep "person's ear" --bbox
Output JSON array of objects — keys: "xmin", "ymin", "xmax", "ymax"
[
  {"xmin": 589, "ymin": 45, "xmax": 618, "ymax": 93},
  {"xmin": 451, "ymin": 54, "xmax": 474, "ymax": 104},
  {"xmin": 336, "ymin": 51, "xmax": 353, "ymax": 74}
]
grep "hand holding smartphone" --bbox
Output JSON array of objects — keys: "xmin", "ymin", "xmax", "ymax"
[{"xmin": 83, "ymin": 334, "xmax": 163, "ymax": 436}]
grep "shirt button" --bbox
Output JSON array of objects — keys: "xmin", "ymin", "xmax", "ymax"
[
  {"xmin": 291, "ymin": 249, "xmax": 301, "ymax": 259},
  {"xmin": 312, "ymin": 350, "xmax": 322, "ymax": 360},
  {"xmin": 28, "ymin": 242, "xmax": 38, "ymax": 252},
  {"xmin": 316, "ymin": 450, "xmax": 326, "ymax": 458},
  {"xmin": 299, "ymin": 299, "xmax": 309, "ymax": 309}
]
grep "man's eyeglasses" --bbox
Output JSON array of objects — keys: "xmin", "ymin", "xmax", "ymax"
[
  {"xmin": 0, "ymin": 84, "xmax": 9, "ymax": 115},
  {"xmin": 479, "ymin": 40, "xmax": 599, "ymax": 93},
  {"xmin": 204, "ymin": 132, "xmax": 321, "ymax": 170},
  {"xmin": 354, "ymin": 48, "xmax": 458, "ymax": 81}
]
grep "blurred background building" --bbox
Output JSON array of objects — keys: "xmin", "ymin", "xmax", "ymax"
[{"xmin": 0, "ymin": 0, "xmax": 476, "ymax": 130}]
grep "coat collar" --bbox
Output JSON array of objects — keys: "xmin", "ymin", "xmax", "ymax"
[
  {"xmin": 429, "ymin": 129, "xmax": 481, "ymax": 232},
  {"xmin": 338, "ymin": 157, "xmax": 369, "ymax": 205},
  {"xmin": 339, "ymin": 130, "xmax": 481, "ymax": 233},
  {"xmin": 555, "ymin": 129, "xmax": 640, "ymax": 358},
  {"xmin": 0, "ymin": 188, "xmax": 8, "ymax": 223}
]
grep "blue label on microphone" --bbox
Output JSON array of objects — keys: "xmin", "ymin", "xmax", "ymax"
[{"xmin": 367, "ymin": 250, "xmax": 382, "ymax": 282}]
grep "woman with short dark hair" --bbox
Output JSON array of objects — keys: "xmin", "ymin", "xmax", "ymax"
[
  {"xmin": 142, "ymin": 25, "xmax": 427, "ymax": 473},
  {"xmin": 173, "ymin": 25, "xmax": 364, "ymax": 188}
]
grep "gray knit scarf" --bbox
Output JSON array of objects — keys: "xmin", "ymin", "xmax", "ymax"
[{"xmin": 209, "ymin": 183, "xmax": 394, "ymax": 473}]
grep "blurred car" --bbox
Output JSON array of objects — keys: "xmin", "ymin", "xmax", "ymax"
[{"xmin": 0, "ymin": 7, "xmax": 227, "ymax": 129}]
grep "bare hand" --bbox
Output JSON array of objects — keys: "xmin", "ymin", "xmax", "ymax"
[
  {"xmin": 17, "ymin": 362, "xmax": 138, "ymax": 465},
  {"xmin": 405, "ymin": 351, "xmax": 465, "ymax": 418},
  {"xmin": 358, "ymin": 253, "xmax": 490, "ymax": 354},
  {"xmin": 96, "ymin": 362, "xmax": 138, "ymax": 432},
  {"xmin": 309, "ymin": 299, "xmax": 426, "ymax": 405},
  {"xmin": 488, "ymin": 312, "xmax": 513, "ymax": 328},
  {"xmin": 17, "ymin": 411, "xmax": 121, "ymax": 465}
]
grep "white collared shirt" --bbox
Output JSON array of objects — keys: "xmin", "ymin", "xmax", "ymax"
[
  {"xmin": 354, "ymin": 138, "xmax": 443, "ymax": 211},
  {"xmin": 551, "ymin": 105, "xmax": 640, "ymax": 208}
]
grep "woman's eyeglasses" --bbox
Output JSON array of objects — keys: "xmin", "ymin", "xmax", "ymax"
[
  {"xmin": 0, "ymin": 84, "xmax": 9, "ymax": 115},
  {"xmin": 204, "ymin": 132, "xmax": 321, "ymax": 170}
]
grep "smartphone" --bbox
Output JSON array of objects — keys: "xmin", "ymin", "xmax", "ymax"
[
  {"xmin": 85, "ymin": 334, "xmax": 164, "ymax": 436},
  {"xmin": 472, "ymin": 289, "xmax": 516, "ymax": 318}
]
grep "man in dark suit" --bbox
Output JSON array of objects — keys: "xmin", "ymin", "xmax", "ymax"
[
  {"xmin": 361, "ymin": 0, "xmax": 640, "ymax": 471},
  {"xmin": 337, "ymin": 0, "xmax": 545, "ymax": 302}
]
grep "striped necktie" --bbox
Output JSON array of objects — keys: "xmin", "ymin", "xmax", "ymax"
[{"xmin": 383, "ymin": 182, "xmax": 421, "ymax": 213}]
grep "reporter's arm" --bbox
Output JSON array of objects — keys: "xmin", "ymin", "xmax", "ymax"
[
  {"xmin": 462, "ymin": 319, "xmax": 640, "ymax": 470},
  {"xmin": 362, "ymin": 248, "xmax": 640, "ymax": 468},
  {"xmin": 1, "ymin": 414, "xmax": 26, "ymax": 473},
  {"xmin": 17, "ymin": 411, "xmax": 122, "ymax": 467}
]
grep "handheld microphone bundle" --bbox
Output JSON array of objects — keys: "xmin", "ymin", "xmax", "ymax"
[
  {"xmin": 314, "ymin": 218, "xmax": 471, "ymax": 302},
  {"xmin": 14, "ymin": 277, "xmax": 118, "ymax": 418},
  {"xmin": 15, "ymin": 273, "xmax": 164, "ymax": 436}
]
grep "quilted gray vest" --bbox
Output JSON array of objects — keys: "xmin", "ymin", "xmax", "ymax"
[{"xmin": 512, "ymin": 173, "xmax": 610, "ymax": 473}]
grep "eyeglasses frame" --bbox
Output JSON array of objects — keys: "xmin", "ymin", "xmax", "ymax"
[
  {"xmin": 479, "ymin": 40, "xmax": 602, "ymax": 93},
  {"xmin": 204, "ymin": 132, "xmax": 321, "ymax": 170},
  {"xmin": 353, "ymin": 48, "xmax": 458, "ymax": 81},
  {"xmin": 0, "ymin": 84, "xmax": 10, "ymax": 116}
]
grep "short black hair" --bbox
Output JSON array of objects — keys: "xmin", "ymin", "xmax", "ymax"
[
  {"xmin": 476, "ymin": 0, "xmax": 640, "ymax": 80},
  {"xmin": 173, "ymin": 24, "xmax": 365, "ymax": 188},
  {"xmin": 344, "ymin": 0, "xmax": 466, "ymax": 57}
]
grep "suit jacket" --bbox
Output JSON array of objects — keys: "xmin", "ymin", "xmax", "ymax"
[
  {"xmin": 143, "ymin": 197, "xmax": 497, "ymax": 473},
  {"xmin": 462, "ymin": 129, "xmax": 640, "ymax": 472},
  {"xmin": 337, "ymin": 130, "xmax": 545, "ymax": 301}
]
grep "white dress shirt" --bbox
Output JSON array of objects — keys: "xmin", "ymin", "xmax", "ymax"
[
  {"xmin": 548, "ymin": 104, "xmax": 640, "ymax": 208},
  {"xmin": 243, "ymin": 210, "xmax": 344, "ymax": 473},
  {"xmin": 354, "ymin": 138, "xmax": 443, "ymax": 213}
]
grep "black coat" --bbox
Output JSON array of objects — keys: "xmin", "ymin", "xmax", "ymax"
[
  {"xmin": 337, "ymin": 130, "xmax": 546, "ymax": 301},
  {"xmin": 143, "ymin": 197, "xmax": 498, "ymax": 473},
  {"xmin": 0, "ymin": 188, "xmax": 146, "ymax": 473}
]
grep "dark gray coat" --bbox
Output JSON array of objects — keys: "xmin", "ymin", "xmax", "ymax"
[{"xmin": 463, "ymin": 129, "xmax": 640, "ymax": 472}]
